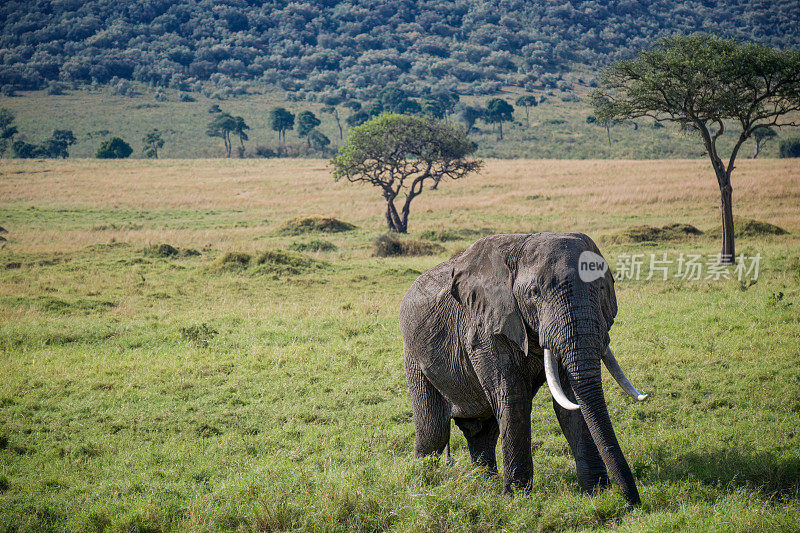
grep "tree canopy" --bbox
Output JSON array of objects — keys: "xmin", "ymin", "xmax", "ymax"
[
  {"xmin": 269, "ymin": 107, "xmax": 295, "ymax": 144},
  {"xmin": 485, "ymin": 98, "xmax": 515, "ymax": 140},
  {"xmin": 142, "ymin": 129, "xmax": 164, "ymax": 159},
  {"xmin": 332, "ymin": 114, "xmax": 482, "ymax": 233},
  {"xmin": 591, "ymin": 34, "xmax": 800, "ymax": 262},
  {"xmin": 96, "ymin": 137, "xmax": 132, "ymax": 159}
]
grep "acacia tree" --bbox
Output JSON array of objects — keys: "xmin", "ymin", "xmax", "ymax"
[
  {"xmin": 232, "ymin": 116, "xmax": 249, "ymax": 156},
  {"xmin": 332, "ymin": 114, "xmax": 482, "ymax": 233},
  {"xmin": 751, "ymin": 126, "xmax": 777, "ymax": 158},
  {"xmin": 142, "ymin": 129, "xmax": 164, "ymax": 158},
  {"xmin": 515, "ymin": 95, "xmax": 538, "ymax": 127},
  {"xmin": 268, "ymin": 107, "xmax": 294, "ymax": 144},
  {"xmin": 591, "ymin": 34, "xmax": 800, "ymax": 263},
  {"xmin": 485, "ymin": 98, "xmax": 514, "ymax": 140},
  {"xmin": 297, "ymin": 110, "xmax": 321, "ymax": 147},
  {"xmin": 206, "ymin": 113, "xmax": 237, "ymax": 157},
  {"xmin": 321, "ymin": 105, "xmax": 343, "ymax": 140}
]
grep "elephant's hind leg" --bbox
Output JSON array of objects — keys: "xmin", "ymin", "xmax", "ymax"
[
  {"xmin": 405, "ymin": 350, "xmax": 451, "ymax": 457},
  {"xmin": 454, "ymin": 416, "xmax": 500, "ymax": 473}
]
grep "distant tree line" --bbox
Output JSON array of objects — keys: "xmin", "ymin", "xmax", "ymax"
[{"xmin": 0, "ymin": 0, "xmax": 797, "ymax": 98}]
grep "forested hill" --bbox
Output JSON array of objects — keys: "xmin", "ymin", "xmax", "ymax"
[{"xmin": 2, "ymin": 0, "xmax": 799, "ymax": 100}]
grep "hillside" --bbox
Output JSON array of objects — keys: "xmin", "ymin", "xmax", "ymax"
[
  {"xmin": 2, "ymin": 0, "xmax": 799, "ymax": 100},
  {"xmin": 4, "ymin": 85, "xmax": 794, "ymax": 159}
]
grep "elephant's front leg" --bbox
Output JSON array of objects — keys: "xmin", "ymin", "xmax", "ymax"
[
  {"xmin": 496, "ymin": 395, "xmax": 534, "ymax": 493},
  {"xmin": 471, "ymin": 340, "xmax": 534, "ymax": 493}
]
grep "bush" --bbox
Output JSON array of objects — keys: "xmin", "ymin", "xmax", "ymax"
[
  {"xmin": 373, "ymin": 234, "xmax": 445, "ymax": 257},
  {"xmin": 778, "ymin": 137, "xmax": 800, "ymax": 158},
  {"xmin": 276, "ymin": 216, "xmax": 357, "ymax": 235},
  {"xmin": 255, "ymin": 145, "xmax": 278, "ymax": 158},
  {"xmin": 96, "ymin": 137, "xmax": 132, "ymax": 159}
]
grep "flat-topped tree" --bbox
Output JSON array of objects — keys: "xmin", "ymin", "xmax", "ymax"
[
  {"xmin": 332, "ymin": 114, "xmax": 482, "ymax": 233},
  {"xmin": 591, "ymin": 34, "xmax": 800, "ymax": 264}
]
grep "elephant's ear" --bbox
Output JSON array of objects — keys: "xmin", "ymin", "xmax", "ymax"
[
  {"xmin": 574, "ymin": 233, "xmax": 618, "ymax": 329},
  {"xmin": 449, "ymin": 237, "xmax": 529, "ymax": 354}
]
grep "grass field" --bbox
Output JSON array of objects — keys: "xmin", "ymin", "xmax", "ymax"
[
  {"xmin": 4, "ymin": 86, "xmax": 798, "ymax": 160},
  {"xmin": 1, "ymin": 158, "xmax": 799, "ymax": 532}
]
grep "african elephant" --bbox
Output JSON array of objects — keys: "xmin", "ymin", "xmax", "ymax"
[{"xmin": 399, "ymin": 233, "xmax": 647, "ymax": 505}]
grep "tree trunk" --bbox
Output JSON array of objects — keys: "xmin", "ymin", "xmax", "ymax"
[
  {"xmin": 335, "ymin": 114, "xmax": 343, "ymax": 140},
  {"xmin": 498, "ymin": 121, "xmax": 503, "ymax": 140},
  {"xmin": 384, "ymin": 204, "xmax": 397, "ymax": 232},
  {"xmin": 753, "ymin": 139, "xmax": 761, "ymax": 159},
  {"xmin": 384, "ymin": 192, "xmax": 405, "ymax": 233},
  {"xmin": 719, "ymin": 183, "xmax": 735, "ymax": 264}
]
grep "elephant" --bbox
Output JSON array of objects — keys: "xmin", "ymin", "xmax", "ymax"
[{"xmin": 399, "ymin": 232, "xmax": 647, "ymax": 505}]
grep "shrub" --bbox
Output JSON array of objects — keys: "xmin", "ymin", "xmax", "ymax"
[
  {"xmin": 373, "ymin": 234, "xmax": 445, "ymax": 257},
  {"xmin": 276, "ymin": 216, "xmax": 356, "ymax": 235},
  {"xmin": 778, "ymin": 137, "xmax": 800, "ymax": 158},
  {"xmin": 96, "ymin": 137, "xmax": 132, "ymax": 159}
]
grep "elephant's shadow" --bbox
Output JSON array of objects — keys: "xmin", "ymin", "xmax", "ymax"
[{"xmin": 635, "ymin": 445, "xmax": 800, "ymax": 498}]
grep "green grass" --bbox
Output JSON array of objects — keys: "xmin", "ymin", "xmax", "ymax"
[
  {"xmin": 1, "ymin": 159, "xmax": 799, "ymax": 531},
  {"xmin": 3, "ymin": 84, "xmax": 799, "ymax": 159}
]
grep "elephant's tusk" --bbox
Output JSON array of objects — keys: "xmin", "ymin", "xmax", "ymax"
[
  {"xmin": 602, "ymin": 347, "xmax": 648, "ymax": 401},
  {"xmin": 543, "ymin": 349, "xmax": 580, "ymax": 411}
]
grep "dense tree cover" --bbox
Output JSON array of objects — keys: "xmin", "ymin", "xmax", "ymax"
[{"xmin": 1, "ymin": 1, "xmax": 798, "ymax": 98}]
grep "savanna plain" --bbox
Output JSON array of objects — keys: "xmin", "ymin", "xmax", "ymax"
[{"xmin": 1, "ymin": 158, "xmax": 799, "ymax": 532}]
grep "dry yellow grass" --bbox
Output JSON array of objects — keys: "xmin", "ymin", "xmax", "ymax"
[{"xmin": 1, "ymin": 158, "xmax": 798, "ymax": 253}]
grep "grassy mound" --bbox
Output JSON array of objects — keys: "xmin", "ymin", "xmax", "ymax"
[
  {"xmin": 373, "ymin": 234, "xmax": 445, "ymax": 257},
  {"xmin": 253, "ymin": 249, "xmax": 318, "ymax": 275},
  {"xmin": 208, "ymin": 251, "xmax": 252, "ymax": 271},
  {"xmin": 143, "ymin": 243, "xmax": 201, "ymax": 258},
  {"xmin": 612, "ymin": 223, "xmax": 703, "ymax": 243},
  {"xmin": 709, "ymin": 218, "xmax": 788, "ymax": 237},
  {"xmin": 276, "ymin": 216, "xmax": 356, "ymax": 236},
  {"xmin": 209, "ymin": 249, "xmax": 320, "ymax": 275},
  {"xmin": 290, "ymin": 239, "xmax": 337, "ymax": 252}
]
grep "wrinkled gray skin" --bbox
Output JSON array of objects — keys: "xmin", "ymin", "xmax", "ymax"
[{"xmin": 399, "ymin": 233, "xmax": 640, "ymax": 505}]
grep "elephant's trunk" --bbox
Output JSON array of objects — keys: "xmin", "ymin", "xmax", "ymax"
[
  {"xmin": 542, "ymin": 300, "xmax": 640, "ymax": 505},
  {"xmin": 564, "ymin": 350, "xmax": 640, "ymax": 505}
]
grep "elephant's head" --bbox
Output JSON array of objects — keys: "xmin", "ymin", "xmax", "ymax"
[{"xmin": 450, "ymin": 232, "xmax": 645, "ymax": 505}]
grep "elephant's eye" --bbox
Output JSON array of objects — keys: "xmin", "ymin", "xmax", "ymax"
[{"xmin": 529, "ymin": 285, "xmax": 540, "ymax": 297}]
